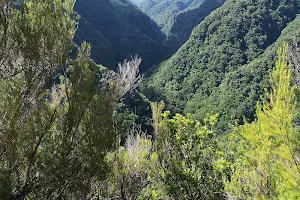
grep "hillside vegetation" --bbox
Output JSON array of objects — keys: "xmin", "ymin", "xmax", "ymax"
[
  {"xmin": 1, "ymin": 0, "xmax": 300, "ymax": 199},
  {"xmin": 135, "ymin": 0, "xmax": 206, "ymax": 34},
  {"xmin": 132, "ymin": 0, "xmax": 224, "ymax": 55},
  {"xmin": 144, "ymin": 0, "xmax": 300, "ymax": 132},
  {"xmin": 74, "ymin": 0, "xmax": 167, "ymax": 71},
  {"xmin": 165, "ymin": 0, "xmax": 225, "ymax": 54}
]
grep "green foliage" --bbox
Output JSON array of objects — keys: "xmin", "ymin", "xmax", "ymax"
[
  {"xmin": 165, "ymin": 0, "xmax": 225, "ymax": 55},
  {"xmin": 135, "ymin": 0, "xmax": 206, "ymax": 35},
  {"xmin": 74, "ymin": 0, "xmax": 167, "ymax": 71},
  {"xmin": 132, "ymin": 0, "xmax": 224, "ymax": 56},
  {"xmin": 153, "ymin": 112, "xmax": 227, "ymax": 199},
  {"xmin": 0, "ymin": 0, "xmax": 119, "ymax": 198},
  {"xmin": 202, "ymin": 15, "xmax": 300, "ymax": 133},
  {"xmin": 225, "ymin": 44, "xmax": 300, "ymax": 199},
  {"xmin": 1, "ymin": 0, "xmax": 300, "ymax": 199},
  {"xmin": 150, "ymin": 100, "xmax": 165, "ymax": 139},
  {"xmin": 100, "ymin": 134, "xmax": 154, "ymax": 199},
  {"xmin": 115, "ymin": 91, "xmax": 153, "ymax": 144},
  {"xmin": 98, "ymin": 105, "xmax": 230, "ymax": 200},
  {"xmin": 144, "ymin": 0, "xmax": 300, "ymax": 133}
]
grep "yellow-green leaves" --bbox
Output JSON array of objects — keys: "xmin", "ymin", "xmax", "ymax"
[{"xmin": 225, "ymin": 43, "xmax": 300, "ymax": 199}]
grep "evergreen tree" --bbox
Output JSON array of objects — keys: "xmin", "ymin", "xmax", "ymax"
[
  {"xmin": 0, "ymin": 0, "xmax": 134, "ymax": 198},
  {"xmin": 225, "ymin": 43, "xmax": 300, "ymax": 199}
]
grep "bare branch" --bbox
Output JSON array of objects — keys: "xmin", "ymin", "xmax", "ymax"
[{"xmin": 115, "ymin": 55, "xmax": 143, "ymax": 98}]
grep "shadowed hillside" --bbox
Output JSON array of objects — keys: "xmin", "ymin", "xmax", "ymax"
[{"xmin": 74, "ymin": 0, "xmax": 167, "ymax": 71}]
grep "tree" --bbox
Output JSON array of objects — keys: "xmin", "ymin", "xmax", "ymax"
[
  {"xmin": 225, "ymin": 43, "xmax": 300, "ymax": 199},
  {"xmin": 99, "ymin": 131, "xmax": 153, "ymax": 199},
  {"xmin": 153, "ymin": 110, "xmax": 226, "ymax": 200},
  {"xmin": 0, "ymin": 0, "xmax": 143, "ymax": 198},
  {"xmin": 151, "ymin": 101, "xmax": 165, "ymax": 142}
]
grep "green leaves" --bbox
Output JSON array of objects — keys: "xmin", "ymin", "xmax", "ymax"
[
  {"xmin": 13, "ymin": 0, "xmax": 77, "ymax": 68},
  {"xmin": 102, "ymin": 134, "xmax": 154, "ymax": 199},
  {"xmin": 154, "ymin": 112, "xmax": 226, "ymax": 199},
  {"xmin": 225, "ymin": 43, "xmax": 300, "ymax": 199},
  {"xmin": 0, "ymin": 1, "xmax": 118, "ymax": 198}
]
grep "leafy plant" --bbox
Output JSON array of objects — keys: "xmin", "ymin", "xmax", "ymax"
[{"xmin": 225, "ymin": 43, "xmax": 300, "ymax": 199}]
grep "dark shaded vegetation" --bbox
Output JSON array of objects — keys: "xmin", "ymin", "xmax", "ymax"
[
  {"xmin": 115, "ymin": 91, "xmax": 153, "ymax": 144},
  {"xmin": 74, "ymin": 0, "xmax": 167, "ymax": 71}
]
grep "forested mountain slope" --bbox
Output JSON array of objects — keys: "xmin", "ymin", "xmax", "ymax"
[
  {"xmin": 165, "ymin": 0, "xmax": 225, "ymax": 54},
  {"xmin": 133, "ymin": 0, "xmax": 206, "ymax": 35},
  {"xmin": 131, "ymin": 0, "xmax": 225, "ymax": 56},
  {"xmin": 74, "ymin": 0, "xmax": 166, "ymax": 71},
  {"xmin": 144, "ymin": 0, "xmax": 300, "ymax": 132},
  {"xmin": 2, "ymin": 0, "xmax": 300, "ymax": 199}
]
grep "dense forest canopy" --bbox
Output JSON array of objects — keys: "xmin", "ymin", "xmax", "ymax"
[
  {"xmin": 132, "ymin": 0, "xmax": 207, "ymax": 35},
  {"xmin": 130, "ymin": 0, "xmax": 225, "ymax": 55},
  {"xmin": 144, "ymin": 0, "xmax": 300, "ymax": 132},
  {"xmin": 0, "ymin": 0, "xmax": 300, "ymax": 199},
  {"xmin": 164, "ymin": 0, "xmax": 225, "ymax": 54}
]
